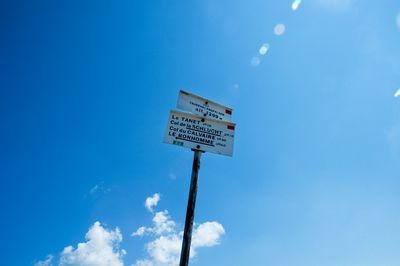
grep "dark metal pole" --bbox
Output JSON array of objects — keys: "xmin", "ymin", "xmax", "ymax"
[{"xmin": 179, "ymin": 149, "xmax": 202, "ymax": 266}]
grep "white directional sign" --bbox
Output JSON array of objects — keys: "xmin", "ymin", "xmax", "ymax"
[
  {"xmin": 177, "ymin": 90, "xmax": 233, "ymax": 122},
  {"xmin": 164, "ymin": 110, "xmax": 235, "ymax": 156}
]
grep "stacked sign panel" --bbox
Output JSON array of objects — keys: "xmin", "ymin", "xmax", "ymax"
[{"xmin": 164, "ymin": 90, "xmax": 236, "ymax": 156}]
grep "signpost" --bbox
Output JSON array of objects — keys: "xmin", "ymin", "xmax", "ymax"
[
  {"xmin": 164, "ymin": 90, "xmax": 236, "ymax": 266},
  {"xmin": 164, "ymin": 110, "xmax": 235, "ymax": 157},
  {"xmin": 177, "ymin": 90, "xmax": 233, "ymax": 122}
]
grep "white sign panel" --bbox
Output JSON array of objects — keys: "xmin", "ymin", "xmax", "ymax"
[
  {"xmin": 177, "ymin": 90, "xmax": 233, "ymax": 122},
  {"xmin": 164, "ymin": 110, "xmax": 235, "ymax": 156}
]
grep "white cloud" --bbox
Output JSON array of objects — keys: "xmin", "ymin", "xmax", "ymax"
[
  {"xmin": 145, "ymin": 193, "xmax": 161, "ymax": 212},
  {"xmin": 274, "ymin": 24, "xmax": 286, "ymax": 36},
  {"xmin": 132, "ymin": 210, "xmax": 176, "ymax": 237},
  {"xmin": 313, "ymin": 0, "xmax": 353, "ymax": 12},
  {"xmin": 87, "ymin": 182, "xmax": 111, "ymax": 198},
  {"xmin": 134, "ymin": 260, "xmax": 154, "ymax": 266},
  {"xmin": 132, "ymin": 226, "xmax": 147, "ymax": 237},
  {"xmin": 35, "ymin": 255, "xmax": 54, "ymax": 266},
  {"xmin": 133, "ymin": 197, "xmax": 225, "ymax": 266},
  {"xmin": 133, "ymin": 222, "xmax": 225, "ymax": 266},
  {"xmin": 191, "ymin": 222, "xmax": 225, "ymax": 248},
  {"xmin": 142, "ymin": 234, "xmax": 182, "ymax": 266},
  {"xmin": 59, "ymin": 222, "xmax": 126, "ymax": 266},
  {"xmin": 36, "ymin": 194, "xmax": 224, "ymax": 266},
  {"xmin": 152, "ymin": 211, "xmax": 176, "ymax": 235}
]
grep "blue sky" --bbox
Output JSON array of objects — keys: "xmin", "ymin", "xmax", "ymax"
[{"xmin": 1, "ymin": 0, "xmax": 400, "ymax": 265}]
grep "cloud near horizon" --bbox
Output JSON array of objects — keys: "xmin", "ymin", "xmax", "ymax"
[
  {"xmin": 35, "ymin": 193, "xmax": 224, "ymax": 266},
  {"xmin": 60, "ymin": 222, "xmax": 126, "ymax": 266},
  {"xmin": 34, "ymin": 255, "xmax": 54, "ymax": 266},
  {"xmin": 36, "ymin": 222, "xmax": 126, "ymax": 266},
  {"xmin": 132, "ymin": 194, "xmax": 225, "ymax": 266}
]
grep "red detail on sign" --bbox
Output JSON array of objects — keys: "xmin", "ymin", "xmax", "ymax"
[
  {"xmin": 227, "ymin": 124, "xmax": 235, "ymax": 130},
  {"xmin": 225, "ymin": 109, "xmax": 232, "ymax": 115}
]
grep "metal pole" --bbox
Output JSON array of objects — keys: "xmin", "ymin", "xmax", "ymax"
[{"xmin": 179, "ymin": 149, "xmax": 202, "ymax": 266}]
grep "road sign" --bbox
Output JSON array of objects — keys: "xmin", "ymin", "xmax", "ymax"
[
  {"xmin": 164, "ymin": 110, "xmax": 235, "ymax": 156},
  {"xmin": 177, "ymin": 90, "xmax": 233, "ymax": 122}
]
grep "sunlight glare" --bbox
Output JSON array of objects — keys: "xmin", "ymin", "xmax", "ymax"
[
  {"xmin": 251, "ymin": 56, "xmax": 261, "ymax": 67},
  {"xmin": 291, "ymin": 0, "xmax": 302, "ymax": 11},
  {"xmin": 274, "ymin": 24, "xmax": 286, "ymax": 36},
  {"xmin": 259, "ymin": 43, "xmax": 270, "ymax": 55},
  {"xmin": 396, "ymin": 13, "xmax": 400, "ymax": 29}
]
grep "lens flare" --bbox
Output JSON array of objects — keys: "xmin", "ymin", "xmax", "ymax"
[
  {"xmin": 291, "ymin": 0, "xmax": 302, "ymax": 11},
  {"xmin": 274, "ymin": 24, "xmax": 286, "ymax": 36},
  {"xmin": 396, "ymin": 13, "xmax": 400, "ymax": 29},
  {"xmin": 259, "ymin": 43, "xmax": 270, "ymax": 55},
  {"xmin": 395, "ymin": 89, "xmax": 400, "ymax": 98},
  {"xmin": 251, "ymin": 56, "xmax": 261, "ymax": 67}
]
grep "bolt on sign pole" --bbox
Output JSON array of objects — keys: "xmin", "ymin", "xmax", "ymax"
[
  {"xmin": 179, "ymin": 148, "xmax": 202, "ymax": 266},
  {"xmin": 163, "ymin": 90, "xmax": 235, "ymax": 266}
]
